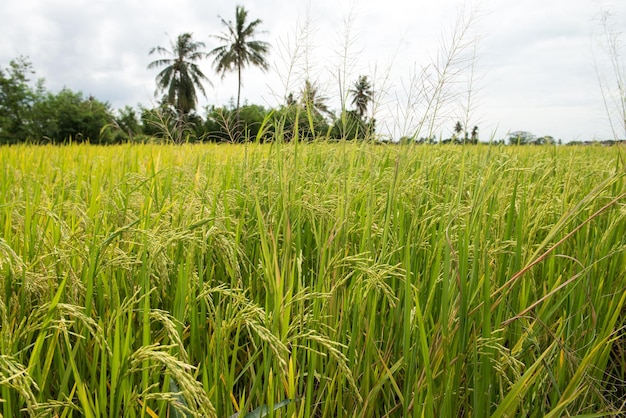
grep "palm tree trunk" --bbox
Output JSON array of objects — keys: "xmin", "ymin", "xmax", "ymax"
[
  {"xmin": 236, "ymin": 64, "xmax": 242, "ymax": 141},
  {"xmin": 236, "ymin": 64, "xmax": 242, "ymax": 113}
]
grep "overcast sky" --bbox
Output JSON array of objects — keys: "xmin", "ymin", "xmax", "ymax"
[{"xmin": 1, "ymin": 0, "xmax": 624, "ymax": 141}]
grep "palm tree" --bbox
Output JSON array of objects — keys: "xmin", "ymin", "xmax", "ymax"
[
  {"xmin": 470, "ymin": 125, "xmax": 479, "ymax": 144},
  {"xmin": 300, "ymin": 80, "xmax": 332, "ymax": 118},
  {"xmin": 148, "ymin": 33, "xmax": 210, "ymax": 116},
  {"xmin": 349, "ymin": 75, "xmax": 373, "ymax": 120},
  {"xmin": 208, "ymin": 6, "xmax": 270, "ymax": 114},
  {"xmin": 453, "ymin": 121, "xmax": 464, "ymax": 143}
]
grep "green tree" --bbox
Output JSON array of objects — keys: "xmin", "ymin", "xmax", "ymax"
[
  {"xmin": 349, "ymin": 75, "xmax": 373, "ymax": 120},
  {"xmin": 536, "ymin": 135, "xmax": 556, "ymax": 145},
  {"xmin": 507, "ymin": 131, "xmax": 536, "ymax": 145},
  {"xmin": 470, "ymin": 125, "xmax": 479, "ymax": 144},
  {"xmin": 139, "ymin": 104, "xmax": 198, "ymax": 144},
  {"xmin": 0, "ymin": 57, "xmax": 43, "ymax": 143},
  {"xmin": 1, "ymin": 57, "xmax": 116, "ymax": 144},
  {"xmin": 453, "ymin": 121, "xmax": 464, "ymax": 143},
  {"xmin": 112, "ymin": 106, "xmax": 142, "ymax": 142},
  {"xmin": 274, "ymin": 85, "xmax": 332, "ymax": 142},
  {"xmin": 148, "ymin": 33, "xmax": 210, "ymax": 116},
  {"xmin": 285, "ymin": 92, "xmax": 296, "ymax": 106},
  {"xmin": 209, "ymin": 5, "xmax": 270, "ymax": 114},
  {"xmin": 297, "ymin": 80, "xmax": 335, "ymax": 139},
  {"xmin": 203, "ymin": 104, "xmax": 270, "ymax": 142},
  {"xmin": 300, "ymin": 80, "xmax": 332, "ymax": 118},
  {"xmin": 332, "ymin": 110, "xmax": 370, "ymax": 141},
  {"xmin": 34, "ymin": 89, "xmax": 115, "ymax": 144}
]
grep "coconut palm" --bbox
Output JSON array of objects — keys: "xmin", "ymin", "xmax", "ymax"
[
  {"xmin": 148, "ymin": 33, "xmax": 210, "ymax": 115},
  {"xmin": 470, "ymin": 125, "xmax": 479, "ymax": 144},
  {"xmin": 349, "ymin": 75, "xmax": 373, "ymax": 120},
  {"xmin": 300, "ymin": 80, "xmax": 332, "ymax": 118},
  {"xmin": 208, "ymin": 6, "xmax": 270, "ymax": 114},
  {"xmin": 453, "ymin": 121, "xmax": 464, "ymax": 143}
]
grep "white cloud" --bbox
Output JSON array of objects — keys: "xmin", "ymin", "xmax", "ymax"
[{"xmin": 1, "ymin": 0, "xmax": 624, "ymax": 141}]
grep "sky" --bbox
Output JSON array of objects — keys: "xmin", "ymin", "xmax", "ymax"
[{"xmin": 1, "ymin": 0, "xmax": 624, "ymax": 142}]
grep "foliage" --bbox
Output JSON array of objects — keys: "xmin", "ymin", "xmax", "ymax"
[
  {"xmin": 148, "ymin": 33, "xmax": 210, "ymax": 116},
  {"xmin": 0, "ymin": 143, "xmax": 624, "ymax": 417},
  {"xmin": 331, "ymin": 109, "xmax": 373, "ymax": 140},
  {"xmin": 535, "ymin": 134, "xmax": 556, "ymax": 145},
  {"xmin": 0, "ymin": 55, "xmax": 594, "ymax": 146},
  {"xmin": 349, "ymin": 75, "xmax": 373, "ymax": 120},
  {"xmin": 112, "ymin": 106, "xmax": 142, "ymax": 142},
  {"xmin": 203, "ymin": 104, "xmax": 271, "ymax": 142},
  {"xmin": 444, "ymin": 121, "xmax": 479, "ymax": 144},
  {"xmin": 139, "ymin": 104, "xmax": 204, "ymax": 144},
  {"xmin": 273, "ymin": 103, "xmax": 331, "ymax": 141},
  {"xmin": 299, "ymin": 80, "xmax": 332, "ymax": 119},
  {"xmin": 208, "ymin": 5, "xmax": 270, "ymax": 113},
  {"xmin": 34, "ymin": 89, "xmax": 116, "ymax": 144},
  {"xmin": 506, "ymin": 131, "xmax": 559, "ymax": 146},
  {"xmin": 0, "ymin": 57, "xmax": 42, "ymax": 144},
  {"xmin": 470, "ymin": 125, "xmax": 479, "ymax": 143},
  {"xmin": 507, "ymin": 130, "xmax": 537, "ymax": 145},
  {"xmin": 0, "ymin": 57, "xmax": 117, "ymax": 144}
]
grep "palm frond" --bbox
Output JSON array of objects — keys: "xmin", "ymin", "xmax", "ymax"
[
  {"xmin": 209, "ymin": 6, "xmax": 270, "ymax": 110},
  {"xmin": 147, "ymin": 32, "xmax": 210, "ymax": 114}
]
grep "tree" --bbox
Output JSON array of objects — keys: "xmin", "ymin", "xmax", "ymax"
[
  {"xmin": 0, "ymin": 57, "xmax": 42, "ymax": 143},
  {"xmin": 332, "ymin": 110, "xmax": 371, "ymax": 141},
  {"xmin": 1, "ymin": 57, "xmax": 115, "ymax": 144},
  {"xmin": 507, "ymin": 131, "xmax": 536, "ymax": 145},
  {"xmin": 208, "ymin": 6, "xmax": 270, "ymax": 114},
  {"xmin": 536, "ymin": 135, "xmax": 556, "ymax": 145},
  {"xmin": 112, "ymin": 106, "xmax": 142, "ymax": 142},
  {"xmin": 453, "ymin": 121, "xmax": 464, "ymax": 143},
  {"xmin": 349, "ymin": 75, "xmax": 373, "ymax": 120},
  {"xmin": 275, "ymin": 102, "xmax": 330, "ymax": 142},
  {"xmin": 274, "ymin": 82, "xmax": 332, "ymax": 142},
  {"xmin": 300, "ymin": 80, "xmax": 332, "ymax": 118},
  {"xmin": 139, "ymin": 103, "xmax": 198, "ymax": 144},
  {"xmin": 285, "ymin": 92, "xmax": 296, "ymax": 106},
  {"xmin": 203, "ymin": 104, "xmax": 270, "ymax": 142},
  {"xmin": 148, "ymin": 33, "xmax": 210, "ymax": 116},
  {"xmin": 470, "ymin": 125, "xmax": 479, "ymax": 144},
  {"xmin": 34, "ymin": 89, "xmax": 115, "ymax": 144}
]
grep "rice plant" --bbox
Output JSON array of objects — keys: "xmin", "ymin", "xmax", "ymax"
[{"xmin": 0, "ymin": 142, "xmax": 624, "ymax": 416}]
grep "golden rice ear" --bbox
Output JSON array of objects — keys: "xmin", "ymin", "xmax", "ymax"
[
  {"xmin": 1, "ymin": 138, "xmax": 625, "ymax": 417},
  {"xmin": 0, "ymin": 355, "xmax": 39, "ymax": 415}
]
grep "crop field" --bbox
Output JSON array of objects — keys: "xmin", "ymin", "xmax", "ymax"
[{"xmin": 0, "ymin": 142, "xmax": 625, "ymax": 417}]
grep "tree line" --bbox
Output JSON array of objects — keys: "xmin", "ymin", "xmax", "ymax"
[
  {"xmin": 1, "ymin": 5, "xmax": 578, "ymax": 145},
  {"xmin": 0, "ymin": 6, "xmax": 377, "ymax": 145},
  {"xmin": 0, "ymin": 55, "xmax": 373, "ymax": 145}
]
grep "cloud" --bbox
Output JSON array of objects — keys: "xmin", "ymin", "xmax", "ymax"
[{"xmin": 1, "ymin": 0, "xmax": 625, "ymax": 140}]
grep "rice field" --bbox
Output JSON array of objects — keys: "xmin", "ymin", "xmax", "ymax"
[{"xmin": 0, "ymin": 141, "xmax": 625, "ymax": 417}]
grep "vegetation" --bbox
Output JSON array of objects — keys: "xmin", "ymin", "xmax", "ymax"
[
  {"xmin": 208, "ymin": 5, "xmax": 270, "ymax": 116},
  {"xmin": 506, "ymin": 131, "xmax": 554, "ymax": 146},
  {"xmin": 349, "ymin": 75, "xmax": 373, "ymax": 121},
  {"xmin": 148, "ymin": 33, "xmax": 211, "ymax": 116},
  {"xmin": 2, "ymin": 4, "xmax": 624, "ymax": 145},
  {"xmin": 0, "ymin": 141, "xmax": 625, "ymax": 417},
  {"xmin": 0, "ymin": 57, "xmax": 116, "ymax": 144},
  {"xmin": 0, "ymin": 56, "xmax": 382, "ymax": 144},
  {"xmin": 1, "ymin": 5, "xmax": 626, "ymax": 413}
]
